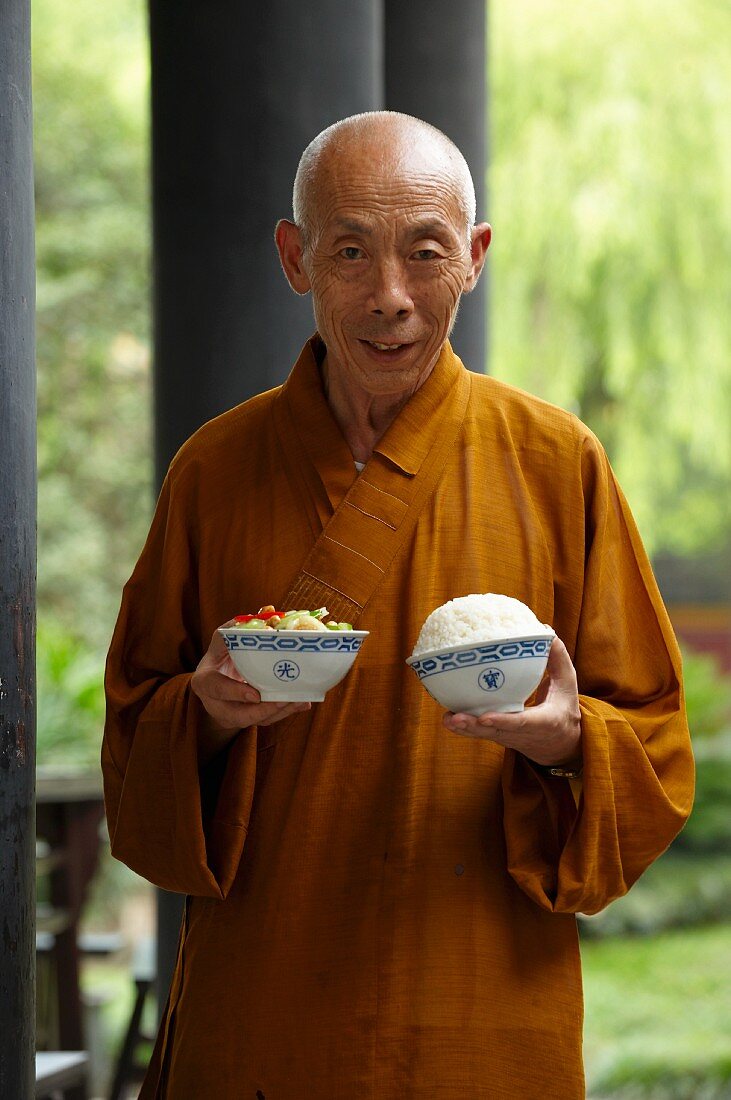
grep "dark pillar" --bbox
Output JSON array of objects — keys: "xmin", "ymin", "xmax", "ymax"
[
  {"xmin": 385, "ymin": 0, "xmax": 488, "ymax": 373},
  {"xmin": 149, "ymin": 0, "xmax": 382, "ymax": 478},
  {"xmin": 0, "ymin": 0, "xmax": 36, "ymax": 1096},
  {"xmin": 149, "ymin": 0, "xmax": 381, "ymax": 1011}
]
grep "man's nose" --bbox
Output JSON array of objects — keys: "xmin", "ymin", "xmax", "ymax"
[{"xmin": 368, "ymin": 259, "xmax": 414, "ymax": 319}]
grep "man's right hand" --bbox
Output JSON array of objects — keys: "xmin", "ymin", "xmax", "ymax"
[{"xmin": 191, "ymin": 622, "xmax": 311, "ymax": 732}]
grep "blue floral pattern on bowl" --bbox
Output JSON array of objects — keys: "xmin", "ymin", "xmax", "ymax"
[
  {"xmin": 222, "ymin": 632, "xmax": 365, "ymax": 654},
  {"xmin": 218, "ymin": 628, "xmax": 370, "ymax": 703},
  {"xmin": 406, "ymin": 631, "xmax": 554, "ymax": 717},
  {"xmin": 409, "ymin": 637, "xmax": 552, "ymax": 681}
]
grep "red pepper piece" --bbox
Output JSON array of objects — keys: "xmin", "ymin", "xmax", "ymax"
[{"xmin": 233, "ymin": 611, "xmax": 286, "ymax": 622}]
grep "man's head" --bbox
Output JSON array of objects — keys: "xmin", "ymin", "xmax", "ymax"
[
  {"xmin": 292, "ymin": 113, "xmax": 478, "ymax": 250},
  {"xmin": 276, "ymin": 112, "xmax": 491, "ymax": 398}
]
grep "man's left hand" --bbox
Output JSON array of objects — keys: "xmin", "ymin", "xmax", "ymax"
[{"xmin": 442, "ymin": 635, "xmax": 582, "ymax": 767}]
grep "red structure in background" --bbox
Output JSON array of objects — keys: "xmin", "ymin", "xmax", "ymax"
[
  {"xmin": 654, "ymin": 551, "xmax": 731, "ymax": 676},
  {"xmin": 667, "ymin": 605, "xmax": 731, "ymax": 674}
]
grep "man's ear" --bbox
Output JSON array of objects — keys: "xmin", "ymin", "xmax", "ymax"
[
  {"xmin": 463, "ymin": 222, "xmax": 492, "ymax": 294},
  {"xmin": 275, "ymin": 219, "xmax": 311, "ymax": 295}
]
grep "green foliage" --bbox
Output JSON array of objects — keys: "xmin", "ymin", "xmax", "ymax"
[
  {"xmin": 579, "ymin": 853, "xmax": 731, "ymax": 939},
  {"xmin": 490, "ymin": 0, "xmax": 731, "ymax": 555},
  {"xmin": 36, "ymin": 618, "xmax": 106, "ymax": 765},
  {"xmin": 582, "ymin": 924, "xmax": 731, "ymax": 1097},
  {"xmin": 33, "ymin": 0, "xmax": 153, "ymax": 658},
  {"xmin": 673, "ymin": 756, "xmax": 731, "ymax": 855},
  {"xmin": 681, "ymin": 647, "xmax": 731, "ymax": 742},
  {"xmin": 674, "ymin": 648, "xmax": 731, "ymax": 856}
]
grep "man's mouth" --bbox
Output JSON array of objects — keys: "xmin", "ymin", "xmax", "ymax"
[{"xmin": 360, "ymin": 339, "xmax": 414, "ymax": 352}]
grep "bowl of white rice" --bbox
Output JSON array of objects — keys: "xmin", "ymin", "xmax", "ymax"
[{"xmin": 406, "ymin": 594, "xmax": 555, "ymax": 719}]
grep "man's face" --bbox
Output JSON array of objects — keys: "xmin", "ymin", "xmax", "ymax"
[{"xmin": 289, "ymin": 144, "xmax": 488, "ymax": 398}]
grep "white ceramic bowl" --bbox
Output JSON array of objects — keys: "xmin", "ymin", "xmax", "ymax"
[
  {"xmin": 219, "ymin": 628, "xmax": 369, "ymax": 702},
  {"xmin": 406, "ymin": 631, "xmax": 555, "ymax": 719}
]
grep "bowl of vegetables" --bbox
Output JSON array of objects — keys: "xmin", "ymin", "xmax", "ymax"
[{"xmin": 218, "ymin": 606, "xmax": 369, "ymax": 702}]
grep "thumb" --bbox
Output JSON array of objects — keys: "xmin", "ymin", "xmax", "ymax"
[
  {"xmin": 203, "ymin": 621, "xmax": 238, "ymax": 666},
  {"xmin": 546, "ymin": 635, "xmax": 578, "ymax": 693}
]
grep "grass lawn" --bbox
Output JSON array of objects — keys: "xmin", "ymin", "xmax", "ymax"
[{"xmin": 582, "ymin": 923, "xmax": 731, "ymax": 1098}]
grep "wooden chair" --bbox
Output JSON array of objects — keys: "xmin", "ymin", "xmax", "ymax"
[
  {"xmin": 35, "ymin": 1050, "xmax": 88, "ymax": 1100},
  {"xmin": 108, "ymin": 936, "xmax": 156, "ymax": 1100}
]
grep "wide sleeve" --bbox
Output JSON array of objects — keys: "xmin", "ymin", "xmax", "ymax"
[
  {"xmin": 502, "ymin": 433, "xmax": 695, "ymax": 915},
  {"xmin": 102, "ymin": 469, "xmax": 257, "ymax": 898}
]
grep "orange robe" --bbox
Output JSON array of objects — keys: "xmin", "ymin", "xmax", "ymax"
[{"xmin": 103, "ymin": 337, "xmax": 694, "ymax": 1099}]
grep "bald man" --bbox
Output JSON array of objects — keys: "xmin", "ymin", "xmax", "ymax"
[{"xmin": 103, "ymin": 112, "xmax": 693, "ymax": 1099}]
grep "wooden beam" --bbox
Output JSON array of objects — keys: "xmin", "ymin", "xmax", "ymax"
[{"xmin": 0, "ymin": 0, "xmax": 36, "ymax": 1094}]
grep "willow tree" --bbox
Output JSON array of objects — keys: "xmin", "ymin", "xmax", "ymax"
[{"xmin": 490, "ymin": 0, "xmax": 731, "ymax": 555}]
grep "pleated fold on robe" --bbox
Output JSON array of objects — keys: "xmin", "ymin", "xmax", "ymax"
[{"xmin": 103, "ymin": 336, "xmax": 694, "ymax": 1099}]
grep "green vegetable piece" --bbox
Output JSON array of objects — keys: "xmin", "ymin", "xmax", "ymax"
[
  {"xmin": 242, "ymin": 618, "xmax": 267, "ymax": 629},
  {"xmin": 325, "ymin": 622, "xmax": 340, "ymax": 630},
  {"xmin": 276, "ymin": 615, "xmax": 299, "ymax": 629},
  {"xmin": 338, "ymin": 622, "xmax": 353, "ymax": 631},
  {"xmin": 311, "ymin": 607, "xmax": 328, "ymax": 619}
]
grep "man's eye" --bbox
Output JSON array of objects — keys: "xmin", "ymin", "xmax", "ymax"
[
  {"xmin": 413, "ymin": 249, "xmax": 439, "ymax": 260},
  {"xmin": 340, "ymin": 247, "xmax": 364, "ymax": 260}
]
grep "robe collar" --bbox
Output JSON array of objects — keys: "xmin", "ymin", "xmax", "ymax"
[
  {"xmin": 373, "ymin": 340, "xmax": 464, "ymax": 476},
  {"xmin": 280, "ymin": 334, "xmax": 467, "ymax": 481}
]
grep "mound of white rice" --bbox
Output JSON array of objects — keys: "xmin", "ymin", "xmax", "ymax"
[{"xmin": 411, "ymin": 593, "xmax": 547, "ymax": 657}]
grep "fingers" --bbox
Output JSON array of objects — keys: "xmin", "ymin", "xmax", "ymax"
[
  {"xmin": 257, "ymin": 701, "xmax": 311, "ymax": 726},
  {"xmin": 195, "ymin": 669, "xmax": 259, "ymax": 704},
  {"xmin": 444, "ymin": 694, "xmax": 567, "ymax": 739},
  {"xmin": 199, "ymin": 692, "xmax": 310, "ymax": 732},
  {"xmin": 442, "ymin": 715, "xmax": 491, "ymax": 739},
  {"xmin": 215, "ymin": 698, "xmax": 311, "ymax": 730},
  {"xmin": 441, "ymin": 707, "xmax": 580, "ymax": 764},
  {"xmin": 457, "ymin": 707, "xmax": 536, "ymax": 735},
  {"xmin": 192, "ymin": 664, "xmax": 312, "ymax": 730},
  {"xmin": 443, "ymin": 711, "xmax": 516, "ymax": 739},
  {"xmin": 442, "ymin": 669, "xmax": 581, "ymax": 764}
]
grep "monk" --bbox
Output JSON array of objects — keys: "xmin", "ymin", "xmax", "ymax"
[{"xmin": 103, "ymin": 112, "xmax": 694, "ymax": 1099}]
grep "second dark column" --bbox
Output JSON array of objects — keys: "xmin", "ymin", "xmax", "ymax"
[{"xmin": 385, "ymin": 0, "xmax": 488, "ymax": 373}]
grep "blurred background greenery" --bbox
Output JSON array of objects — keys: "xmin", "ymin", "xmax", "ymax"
[{"xmin": 33, "ymin": 0, "xmax": 731, "ymax": 1095}]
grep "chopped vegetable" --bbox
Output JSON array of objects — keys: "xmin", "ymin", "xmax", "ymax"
[
  {"xmin": 231, "ymin": 606, "xmax": 355, "ymax": 632},
  {"xmin": 235, "ymin": 612, "xmax": 284, "ymax": 622}
]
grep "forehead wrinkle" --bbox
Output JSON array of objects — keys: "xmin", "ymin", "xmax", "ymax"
[
  {"xmin": 403, "ymin": 218, "xmax": 462, "ymax": 243},
  {"xmin": 324, "ymin": 204, "xmax": 462, "ymax": 229},
  {"xmin": 310, "ymin": 161, "xmax": 467, "ymax": 225},
  {"xmin": 331, "ymin": 217, "xmax": 373, "ymax": 236},
  {"xmin": 323, "ymin": 165, "xmax": 463, "ymax": 200},
  {"xmin": 315, "ymin": 185, "xmax": 466, "ymax": 240}
]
